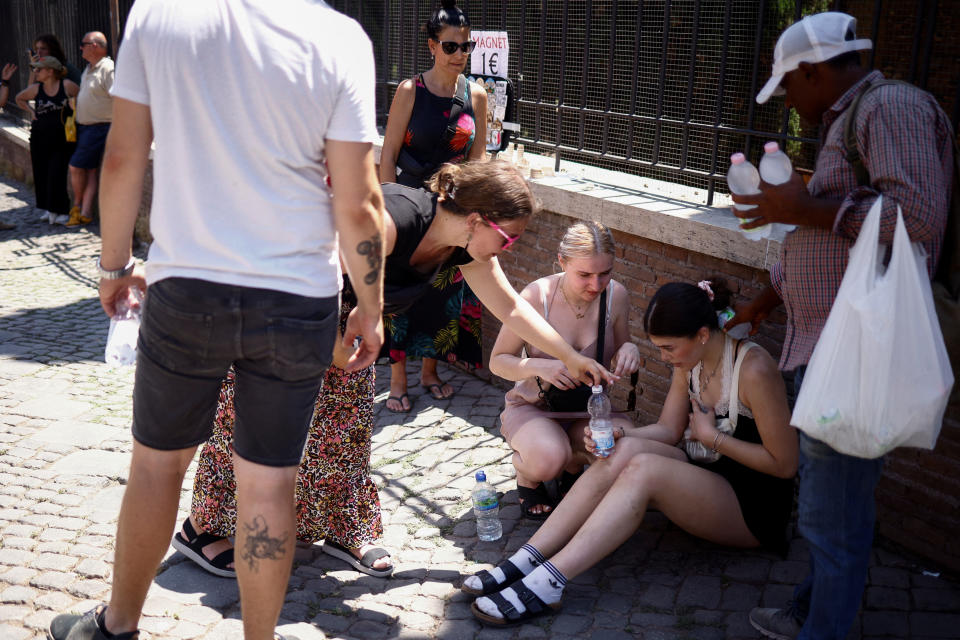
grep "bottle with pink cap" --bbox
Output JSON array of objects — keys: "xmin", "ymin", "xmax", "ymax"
[
  {"xmin": 759, "ymin": 141, "xmax": 797, "ymax": 233},
  {"xmin": 726, "ymin": 152, "xmax": 770, "ymax": 240}
]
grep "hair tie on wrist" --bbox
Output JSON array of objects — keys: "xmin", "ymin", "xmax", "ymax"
[{"xmin": 697, "ymin": 280, "xmax": 714, "ymax": 301}]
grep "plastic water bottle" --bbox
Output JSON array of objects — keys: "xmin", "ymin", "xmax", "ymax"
[
  {"xmin": 718, "ymin": 307, "xmax": 750, "ymax": 340},
  {"xmin": 727, "ymin": 153, "xmax": 770, "ymax": 241},
  {"xmin": 587, "ymin": 385, "xmax": 615, "ymax": 458},
  {"xmin": 472, "ymin": 471, "xmax": 502, "ymax": 541},
  {"xmin": 759, "ymin": 141, "xmax": 797, "ymax": 233},
  {"xmin": 104, "ymin": 288, "xmax": 144, "ymax": 366}
]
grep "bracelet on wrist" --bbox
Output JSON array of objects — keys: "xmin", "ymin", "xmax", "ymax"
[
  {"xmin": 96, "ymin": 256, "xmax": 136, "ymax": 280},
  {"xmin": 711, "ymin": 431, "xmax": 727, "ymax": 453}
]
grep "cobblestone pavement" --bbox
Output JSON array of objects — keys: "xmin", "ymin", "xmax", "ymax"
[{"xmin": 1, "ymin": 175, "xmax": 959, "ymax": 640}]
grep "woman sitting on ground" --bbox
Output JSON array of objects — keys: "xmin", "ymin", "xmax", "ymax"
[
  {"xmin": 463, "ymin": 278, "xmax": 798, "ymax": 626},
  {"xmin": 490, "ymin": 221, "xmax": 640, "ymax": 519}
]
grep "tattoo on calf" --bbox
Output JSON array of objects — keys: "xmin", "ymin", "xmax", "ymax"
[
  {"xmin": 239, "ymin": 514, "xmax": 289, "ymax": 572},
  {"xmin": 357, "ymin": 233, "xmax": 383, "ymax": 285}
]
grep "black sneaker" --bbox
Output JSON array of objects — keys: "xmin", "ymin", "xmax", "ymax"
[
  {"xmin": 47, "ymin": 605, "xmax": 139, "ymax": 640},
  {"xmin": 748, "ymin": 607, "xmax": 802, "ymax": 640}
]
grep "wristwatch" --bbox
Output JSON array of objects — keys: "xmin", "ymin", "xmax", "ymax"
[{"xmin": 97, "ymin": 256, "xmax": 136, "ymax": 280}]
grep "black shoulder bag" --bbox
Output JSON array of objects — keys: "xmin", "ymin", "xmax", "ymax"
[
  {"xmin": 535, "ymin": 289, "xmax": 607, "ymax": 412},
  {"xmin": 396, "ymin": 74, "xmax": 468, "ymax": 187}
]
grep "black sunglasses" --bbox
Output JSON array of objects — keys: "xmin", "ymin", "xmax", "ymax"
[{"xmin": 438, "ymin": 40, "xmax": 476, "ymax": 55}]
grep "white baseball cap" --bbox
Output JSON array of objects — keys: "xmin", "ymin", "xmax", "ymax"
[{"xmin": 756, "ymin": 12, "xmax": 872, "ymax": 104}]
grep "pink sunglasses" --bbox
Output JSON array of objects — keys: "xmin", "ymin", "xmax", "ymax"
[{"xmin": 481, "ymin": 214, "xmax": 521, "ymax": 251}]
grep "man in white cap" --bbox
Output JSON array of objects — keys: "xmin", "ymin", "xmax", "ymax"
[{"xmin": 728, "ymin": 11, "xmax": 953, "ymax": 640}]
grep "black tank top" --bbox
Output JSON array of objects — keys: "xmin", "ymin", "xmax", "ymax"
[
  {"xmin": 32, "ymin": 81, "xmax": 72, "ymax": 140},
  {"xmin": 343, "ymin": 183, "xmax": 473, "ymax": 315}
]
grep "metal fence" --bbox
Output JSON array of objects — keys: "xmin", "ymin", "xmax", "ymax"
[
  {"xmin": 0, "ymin": 0, "xmax": 134, "ymax": 89},
  {"xmin": 3, "ymin": 1, "xmax": 956, "ymax": 206},
  {"xmin": 330, "ymin": 0, "xmax": 959, "ymax": 205}
]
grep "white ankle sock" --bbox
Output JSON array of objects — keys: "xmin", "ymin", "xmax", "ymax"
[
  {"xmin": 464, "ymin": 543, "xmax": 544, "ymax": 591},
  {"xmin": 474, "ymin": 561, "xmax": 567, "ymax": 619}
]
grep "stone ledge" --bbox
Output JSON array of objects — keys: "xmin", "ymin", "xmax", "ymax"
[{"xmin": 0, "ymin": 118, "xmax": 780, "ymax": 271}]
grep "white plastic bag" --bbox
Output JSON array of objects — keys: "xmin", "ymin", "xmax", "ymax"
[{"xmin": 791, "ymin": 196, "xmax": 953, "ymax": 458}]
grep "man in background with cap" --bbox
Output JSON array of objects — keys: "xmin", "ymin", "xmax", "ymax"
[
  {"xmin": 729, "ymin": 11, "xmax": 953, "ymax": 640},
  {"xmin": 67, "ymin": 31, "xmax": 113, "ymax": 228}
]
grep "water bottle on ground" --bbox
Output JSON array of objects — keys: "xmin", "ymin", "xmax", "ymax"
[
  {"xmin": 718, "ymin": 307, "xmax": 750, "ymax": 340},
  {"xmin": 759, "ymin": 141, "xmax": 797, "ymax": 233},
  {"xmin": 726, "ymin": 153, "xmax": 770, "ymax": 241},
  {"xmin": 472, "ymin": 471, "xmax": 502, "ymax": 541},
  {"xmin": 104, "ymin": 288, "xmax": 144, "ymax": 366},
  {"xmin": 587, "ymin": 385, "xmax": 615, "ymax": 458}
]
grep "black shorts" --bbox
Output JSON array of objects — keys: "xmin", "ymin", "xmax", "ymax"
[{"xmin": 132, "ymin": 278, "xmax": 338, "ymax": 466}]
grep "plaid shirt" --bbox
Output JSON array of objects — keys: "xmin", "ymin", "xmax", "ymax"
[{"xmin": 771, "ymin": 70, "xmax": 954, "ymax": 372}]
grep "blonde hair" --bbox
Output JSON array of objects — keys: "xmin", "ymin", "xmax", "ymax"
[
  {"xmin": 558, "ymin": 221, "xmax": 615, "ymax": 261},
  {"xmin": 427, "ymin": 160, "xmax": 539, "ymax": 222}
]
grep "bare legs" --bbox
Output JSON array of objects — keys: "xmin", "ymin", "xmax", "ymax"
[
  {"xmin": 104, "ymin": 442, "xmax": 198, "ymax": 634},
  {"xmin": 101, "ymin": 442, "xmax": 302, "ymax": 640},
  {"xmin": 548, "ymin": 452, "xmax": 758, "ymax": 580},
  {"xmin": 234, "ymin": 455, "xmax": 299, "ymax": 640},
  {"xmin": 387, "ymin": 357, "xmax": 454, "ymax": 411},
  {"xmin": 68, "ymin": 166, "xmax": 98, "ymax": 218}
]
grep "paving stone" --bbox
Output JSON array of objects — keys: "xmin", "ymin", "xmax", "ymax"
[
  {"xmin": 677, "ymin": 575, "xmax": 723, "ymax": 609},
  {"xmin": 29, "ymin": 571, "xmax": 76, "ymax": 590},
  {"xmin": 864, "ymin": 610, "xmax": 910, "ymax": 637},
  {"xmin": 909, "ymin": 612, "xmax": 960, "ymax": 637},
  {"xmin": 0, "ymin": 585, "xmax": 37, "ymax": 604},
  {"xmin": 550, "ymin": 613, "xmax": 592, "ymax": 634},
  {"xmin": 912, "ymin": 587, "xmax": 960, "ymax": 612},
  {"xmin": 349, "ymin": 619, "xmax": 391, "ymax": 639},
  {"xmin": 869, "ymin": 566, "xmax": 910, "ymax": 589},
  {"xmin": 866, "ymin": 586, "xmax": 910, "ymax": 611},
  {"xmin": 49, "ymin": 451, "xmax": 129, "ymax": 479}
]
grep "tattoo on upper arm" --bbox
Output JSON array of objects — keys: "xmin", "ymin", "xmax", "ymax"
[
  {"xmin": 357, "ymin": 233, "xmax": 383, "ymax": 285},
  {"xmin": 239, "ymin": 514, "xmax": 289, "ymax": 572}
]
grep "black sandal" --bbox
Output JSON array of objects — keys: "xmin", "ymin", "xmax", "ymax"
[
  {"xmin": 385, "ymin": 393, "xmax": 411, "ymax": 413},
  {"xmin": 470, "ymin": 582, "xmax": 561, "ymax": 626},
  {"xmin": 517, "ymin": 483, "xmax": 555, "ymax": 521},
  {"xmin": 171, "ymin": 518, "xmax": 235, "ymax": 578},
  {"xmin": 461, "ymin": 559, "xmax": 525, "ymax": 596},
  {"xmin": 322, "ymin": 539, "xmax": 393, "ymax": 577}
]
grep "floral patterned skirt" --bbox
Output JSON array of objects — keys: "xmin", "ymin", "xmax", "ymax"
[
  {"xmin": 191, "ymin": 363, "xmax": 382, "ymax": 547},
  {"xmin": 385, "ymin": 265, "xmax": 482, "ymax": 368}
]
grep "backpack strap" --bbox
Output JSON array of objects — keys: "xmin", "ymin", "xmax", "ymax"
[
  {"xmin": 726, "ymin": 339, "xmax": 757, "ymax": 430},
  {"xmin": 842, "ymin": 79, "xmax": 912, "ymax": 187},
  {"xmin": 595, "ymin": 288, "xmax": 607, "ymax": 363},
  {"xmin": 430, "ymin": 74, "xmax": 468, "ymax": 168}
]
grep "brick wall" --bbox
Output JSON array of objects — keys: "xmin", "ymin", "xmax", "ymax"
[{"xmin": 478, "ymin": 206, "xmax": 960, "ymax": 573}]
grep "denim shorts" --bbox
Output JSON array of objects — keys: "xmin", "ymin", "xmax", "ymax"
[
  {"xmin": 132, "ymin": 277, "xmax": 338, "ymax": 466},
  {"xmin": 69, "ymin": 123, "xmax": 111, "ymax": 169}
]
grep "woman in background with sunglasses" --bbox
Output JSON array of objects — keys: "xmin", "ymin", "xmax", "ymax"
[
  {"xmin": 378, "ymin": 0, "xmax": 488, "ymax": 413},
  {"xmin": 176, "ymin": 161, "xmax": 616, "ymax": 579}
]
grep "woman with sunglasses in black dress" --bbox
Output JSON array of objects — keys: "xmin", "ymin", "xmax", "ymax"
[{"xmin": 378, "ymin": 0, "xmax": 489, "ymax": 413}]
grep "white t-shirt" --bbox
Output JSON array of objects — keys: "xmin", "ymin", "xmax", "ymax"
[{"xmin": 112, "ymin": 0, "xmax": 378, "ymax": 297}]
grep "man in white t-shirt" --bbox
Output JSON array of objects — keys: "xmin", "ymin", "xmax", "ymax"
[{"xmin": 48, "ymin": 2, "xmax": 385, "ymax": 639}]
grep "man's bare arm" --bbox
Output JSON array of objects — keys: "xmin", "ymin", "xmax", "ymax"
[
  {"xmin": 325, "ymin": 139, "xmax": 385, "ymax": 370},
  {"xmin": 98, "ymin": 97, "xmax": 152, "ymax": 315}
]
